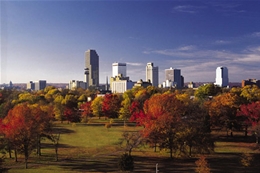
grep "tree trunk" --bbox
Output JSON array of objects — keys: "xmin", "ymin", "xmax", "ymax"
[
  {"xmin": 14, "ymin": 148, "xmax": 18, "ymax": 162},
  {"xmin": 7, "ymin": 141, "xmax": 12, "ymax": 158},
  {"xmin": 24, "ymin": 144, "xmax": 29, "ymax": 169},
  {"xmin": 189, "ymin": 145, "xmax": 192, "ymax": 157},
  {"xmin": 245, "ymin": 125, "xmax": 248, "ymax": 137}
]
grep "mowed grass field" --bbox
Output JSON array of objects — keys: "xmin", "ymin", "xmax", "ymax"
[{"xmin": 1, "ymin": 120, "xmax": 260, "ymax": 173}]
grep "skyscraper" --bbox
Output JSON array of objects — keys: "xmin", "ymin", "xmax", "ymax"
[
  {"xmin": 215, "ymin": 66, "xmax": 229, "ymax": 87},
  {"xmin": 146, "ymin": 62, "xmax": 159, "ymax": 87},
  {"xmin": 85, "ymin": 49, "xmax": 99, "ymax": 87},
  {"xmin": 165, "ymin": 67, "xmax": 182, "ymax": 88},
  {"xmin": 112, "ymin": 62, "xmax": 126, "ymax": 77}
]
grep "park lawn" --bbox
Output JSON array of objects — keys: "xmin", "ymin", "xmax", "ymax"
[{"xmin": 2, "ymin": 122, "xmax": 260, "ymax": 173}]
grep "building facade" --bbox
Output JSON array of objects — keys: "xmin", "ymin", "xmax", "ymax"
[
  {"xmin": 112, "ymin": 62, "xmax": 126, "ymax": 77},
  {"xmin": 69, "ymin": 80, "xmax": 88, "ymax": 90},
  {"xmin": 215, "ymin": 66, "xmax": 229, "ymax": 87},
  {"xmin": 110, "ymin": 74, "xmax": 134, "ymax": 93},
  {"xmin": 165, "ymin": 67, "xmax": 182, "ymax": 88},
  {"xmin": 85, "ymin": 49, "xmax": 99, "ymax": 87},
  {"xmin": 146, "ymin": 62, "xmax": 159, "ymax": 87},
  {"xmin": 27, "ymin": 80, "xmax": 46, "ymax": 91},
  {"xmin": 241, "ymin": 79, "xmax": 260, "ymax": 87}
]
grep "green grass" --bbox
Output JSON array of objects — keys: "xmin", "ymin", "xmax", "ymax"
[{"xmin": 2, "ymin": 122, "xmax": 260, "ymax": 173}]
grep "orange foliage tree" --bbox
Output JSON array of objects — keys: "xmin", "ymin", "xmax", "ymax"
[
  {"xmin": 141, "ymin": 93, "xmax": 185, "ymax": 158},
  {"xmin": 1, "ymin": 103, "xmax": 53, "ymax": 169}
]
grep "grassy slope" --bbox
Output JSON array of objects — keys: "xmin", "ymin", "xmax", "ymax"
[{"xmin": 2, "ymin": 121, "xmax": 260, "ymax": 173}]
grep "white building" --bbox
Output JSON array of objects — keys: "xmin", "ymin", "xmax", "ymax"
[
  {"xmin": 215, "ymin": 66, "xmax": 229, "ymax": 87},
  {"xmin": 111, "ymin": 80, "xmax": 135, "ymax": 93},
  {"xmin": 112, "ymin": 62, "xmax": 126, "ymax": 77},
  {"xmin": 69, "ymin": 80, "xmax": 88, "ymax": 90},
  {"xmin": 146, "ymin": 62, "xmax": 159, "ymax": 87}
]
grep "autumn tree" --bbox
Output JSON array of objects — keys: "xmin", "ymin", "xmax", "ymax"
[
  {"xmin": 102, "ymin": 94, "xmax": 122, "ymax": 119},
  {"xmin": 91, "ymin": 96, "xmax": 103, "ymax": 119},
  {"xmin": 195, "ymin": 83, "xmax": 221, "ymax": 100},
  {"xmin": 141, "ymin": 93, "xmax": 185, "ymax": 158},
  {"xmin": 205, "ymin": 92, "xmax": 240, "ymax": 136},
  {"xmin": 119, "ymin": 90, "xmax": 134, "ymax": 120},
  {"xmin": 80, "ymin": 101, "xmax": 93, "ymax": 122},
  {"xmin": 195, "ymin": 155, "xmax": 211, "ymax": 173},
  {"xmin": 240, "ymin": 85, "xmax": 260, "ymax": 103},
  {"xmin": 1, "ymin": 103, "xmax": 53, "ymax": 168}
]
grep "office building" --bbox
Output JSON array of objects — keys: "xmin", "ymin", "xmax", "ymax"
[
  {"xmin": 146, "ymin": 62, "xmax": 159, "ymax": 87},
  {"xmin": 27, "ymin": 80, "xmax": 46, "ymax": 91},
  {"xmin": 165, "ymin": 67, "xmax": 182, "ymax": 88},
  {"xmin": 85, "ymin": 49, "xmax": 99, "ymax": 87},
  {"xmin": 241, "ymin": 79, "xmax": 260, "ymax": 88},
  {"xmin": 215, "ymin": 66, "xmax": 229, "ymax": 87},
  {"xmin": 69, "ymin": 80, "xmax": 88, "ymax": 90},
  {"xmin": 112, "ymin": 62, "xmax": 126, "ymax": 77},
  {"xmin": 110, "ymin": 74, "xmax": 134, "ymax": 93}
]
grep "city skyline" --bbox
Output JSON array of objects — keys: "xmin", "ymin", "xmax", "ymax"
[{"xmin": 1, "ymin": 1, "xmax": 260, "ymax": 84}]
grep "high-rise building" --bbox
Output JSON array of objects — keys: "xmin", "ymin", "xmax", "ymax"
[
  {"xmin": 146, "ymin": 62, "xmax": 159, "ymax": 87},
  {"xmin": 85, "ymin": 49, "xmax": 99, "ymax": 87},
  {"xmin": 34, "ymin": 80, "xmax": 46, "ymax": 91},
  {"xmin": 165, "ymin": 67, "xmax": 182, "ymax": 88},
  {"xmin": 215, "ymin": 66, "xmax": 229, "ymax": 87},
  {"xmin": 112, "ymin": 62, "xmax": 126, "ymax": 77}
]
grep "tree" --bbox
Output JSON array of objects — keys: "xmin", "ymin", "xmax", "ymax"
[
  {"xmin": 240, "ymin": 85, "xmax": 260, "ymax": 103},
  {"xmin": 206, "ymin": 92, "xmax": 240, "ymax": 136},
  {"xmin": 91, "ymin": 96, "xmax": 103, "ymax": 119},
  {"xmin": 195, "ymin": 83, "xmax": 221, "ymax": 100},
  {"xmin": 53, "ymin": 94, "xmax": 65, "ymax": 122},
  {"xmin": 102, "ymin": 94, "xmax": 122, "ymax": 119},
  {"xmin": 1, "ymin": 103, "xmax": 53, "ymax": 168},
  {"xmin": 195, "ymin": 155, "xmax": 211, "ymax": 173},
  {"xmin": 141, "ymin": 93, "xmax": 185, "ymax": 158},
  {"xmin": 119, "ymin": 90, "xmax": 134, "ymax": 120},
  {"xmin": 80, "ymin": 101, "xmax": 93, "ymax": 122},
  {"xmin": 237, "ymin": 101, "xmax": 260, "ymax": 139},
  {"xmin": 119, "ymin": 131, "xmax": 143, "ymax": 156}
]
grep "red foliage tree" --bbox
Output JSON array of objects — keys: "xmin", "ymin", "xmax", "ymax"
[
  {"xmin": 1, "ymin": 103, "xmax": 53, "ymax": 168},
  {"xmin": 237, "ymin": 101, "xmax": 260, "ymax": 127},
  {"xmin": 102, "ymin": 94, "xmax": 121, "ymax": 118}
]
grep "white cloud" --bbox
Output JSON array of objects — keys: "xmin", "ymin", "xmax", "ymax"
[
  {"xmin": 215, "ymin": 40, "xmax": 231, "ymax": 45},
  {"xmin": 144, "ymin": 45, "xmax": 260, "ymax": 82},
  {"xmin": 172, "ymin": 5, "xmax": 206, "ymax": 14},
  {"xmin": 126, "ymin": 62, "xmax": 143, "ymax": 66}
]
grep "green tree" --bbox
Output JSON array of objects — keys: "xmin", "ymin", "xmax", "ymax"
[{"xmin": 195, "ymin": 83, "xmax": 221, "ymax": 100}]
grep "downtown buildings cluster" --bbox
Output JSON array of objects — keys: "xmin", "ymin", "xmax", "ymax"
[
  {"xmin": 66, "ymin": 49, "xmax": 230, "ymax": 93},
  {"xmin": 0, "ymin": 49, "xmax": 254, "ymax": 92}
]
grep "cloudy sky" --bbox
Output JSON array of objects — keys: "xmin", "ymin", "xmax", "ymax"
[{"xmin": 1, "ymin": 0, "xmax": 260, "ymax": 84}]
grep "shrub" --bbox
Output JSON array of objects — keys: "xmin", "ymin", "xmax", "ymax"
[{"xmin": 118, "ymin": 153, "xmax": 134, "ymax": 172}]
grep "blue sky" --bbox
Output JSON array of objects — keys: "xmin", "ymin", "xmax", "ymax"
[{"xmin": 1, "ymin": 0, "xmax": 260, "ymax": 84}]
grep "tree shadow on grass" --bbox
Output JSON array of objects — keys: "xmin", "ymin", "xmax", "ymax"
[{"xmin": 52, "ymin": 127, "xmax": 76, "ymax": 134}]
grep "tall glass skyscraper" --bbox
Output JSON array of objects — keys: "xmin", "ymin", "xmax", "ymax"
[
  {"xmin": 85, "ymin": 49, "xmax": 99, "ymax": 87},
  {"xmin": 146, "ymin": 62, "xmax": 159, "ymax": 87},
  {"xmin": 112, "ymin": 62, "xmax": 126, "ymax": 77},
  {"xmin": 215, "ymin": 66, "xmax": 229, "ymax": 87},
  {"xmin": 165, "ymin": 67, "xmax": 181, "ymax": 88}
]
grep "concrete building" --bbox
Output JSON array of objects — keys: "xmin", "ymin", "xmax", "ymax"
[
  {"xmin": 112, "ymin": 62, "xmax": 126, "ymax": 77},
  {"xmin": 215, "ymin": 66, "xmax": 229, "ymax": 87},
  {"xmin": 85, "ymin": 49, "xmax": 99, "ymax": 87},
  {"xmin": 27, "ymin": 81, "xmax": 35, "ymax": 90},
  {"xmin": 133, "ymin": 79, "xmax": 152, "ymax": 88},
  {"xmin": 241, "ymin": 79, "xmax": 260, "ymax": 87},
  {"xmin": 165, "ymin": 67, "xmax": 182, "ymax": 88},
  {"xmin": 146, "ymin": 62, "xmax": 159, "ymax": 87},
  {"xmin": 69, "ymin": 80, "xmax": 88, "ymax": 90},
  {"xmin": 27, "ymin": 80, "xmax": 46, "ymax": 91},
  {"xmin": 110, "ymin": 74, "xmax": 134, "ymax": 93}
]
